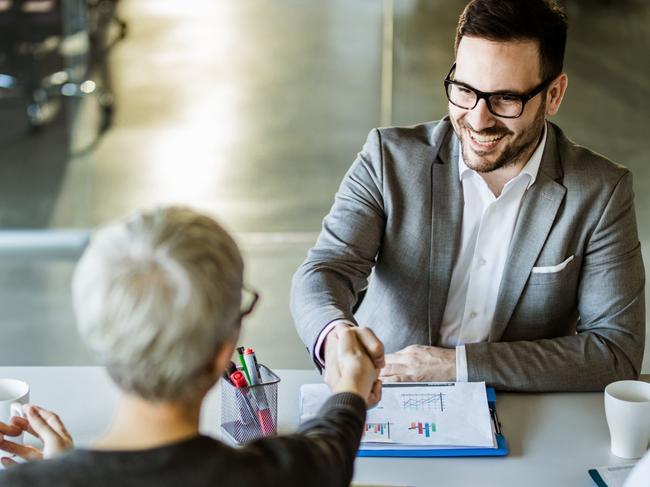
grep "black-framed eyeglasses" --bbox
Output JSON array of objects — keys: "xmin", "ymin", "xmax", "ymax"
[
  {"xmin": 239, "ymin": 285, "xmax": 259, "ymax": 321},
  {"xmin": 443, "ymin": 63, "xmax": 556, "ymax": 119}
]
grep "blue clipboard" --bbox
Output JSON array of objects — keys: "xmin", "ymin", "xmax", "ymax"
[{"xmin": 357, "ymin": 386, "xmax": 509, "ymax": 458}]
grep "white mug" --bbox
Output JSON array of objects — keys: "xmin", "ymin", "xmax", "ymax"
[
  {"xmin": 0, "ymin": 379, "xmax": 29, "ymax": 444},
  {"xmin": 604, "ymin": 380, "xmax": 650, "ymax": 459}
]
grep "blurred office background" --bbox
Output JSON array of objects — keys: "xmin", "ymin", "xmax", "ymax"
[{"xmin": 0, "ymin": 0, "xmax": 648, "ymax": 370}]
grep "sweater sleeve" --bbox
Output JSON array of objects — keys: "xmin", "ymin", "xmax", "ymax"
[{"xmin": 236, "ymin": 392, "xmax": 367, "ymax": 487}]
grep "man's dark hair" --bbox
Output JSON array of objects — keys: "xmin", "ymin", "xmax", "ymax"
[{"xmin": 455, "ymin": 0, "xmax": 568, "ymax": 81}]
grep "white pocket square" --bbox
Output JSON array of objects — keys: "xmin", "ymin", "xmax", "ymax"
[{"xmin": 532, "ymin": 255, "xmax": 574, "ymax": 274}]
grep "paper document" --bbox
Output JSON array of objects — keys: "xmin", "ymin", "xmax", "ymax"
[{"xmin": 300, "ymin": 382, "xmax": 495, "ymax": 450}]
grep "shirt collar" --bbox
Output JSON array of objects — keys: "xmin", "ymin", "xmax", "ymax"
[{"xmin": 458, "ymin": 122, "xmax": 547, "ymax": 189}]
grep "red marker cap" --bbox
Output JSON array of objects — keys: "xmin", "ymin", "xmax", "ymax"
[
  {"xmin": 244, "ymin": 348, "xmax": 254, "ymax": 355},
  {"xmin": 230, "ymin": 370, "xmax": 248, "ymax": 388}
]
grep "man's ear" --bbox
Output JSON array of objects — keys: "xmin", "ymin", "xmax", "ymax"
[{"xmin": 545, "ymin": 73, "xmax": 568, "ymax": 116}]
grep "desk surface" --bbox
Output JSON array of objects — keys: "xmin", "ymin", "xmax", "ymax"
[{"xmin": 0, "ymin": 367, "xmax": 640, "ymax": 487}]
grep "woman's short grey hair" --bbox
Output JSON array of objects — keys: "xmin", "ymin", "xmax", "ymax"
[{"xmin": 71, "ymin": 206, "xmax": 244, "ymax": 403}]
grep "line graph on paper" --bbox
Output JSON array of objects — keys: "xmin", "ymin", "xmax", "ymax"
[{"xmin": 400, "ymin": 392, "xmax": 446, "ymax": 412}]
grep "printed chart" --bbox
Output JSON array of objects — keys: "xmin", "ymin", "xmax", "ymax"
[
  {"xmin": 408, "ymin": 421, "xmax": 437, "ymax": 438},
  {"xmin": 401, "ymin": 392, "xmax": 445, "ymax": 412},
  {"xmin": 364, "ymin": 421, "xmax": 391, "ymax": 442},
  {"xmin": 300, "ymin": 382, "xmax": 495, "ymax": 449}
]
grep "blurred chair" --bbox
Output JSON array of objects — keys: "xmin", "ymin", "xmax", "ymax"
[{"xmin": 0, "ymin": 0, "xmax": 115, "ymax": 133}]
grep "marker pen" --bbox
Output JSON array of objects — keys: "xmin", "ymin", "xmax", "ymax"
[
  {"xmin": 230, "ymin": 370, "xmax": 248, "ymax": 387},
  {"xmin": 237, "ymin": 347, "xmax": 252, "ymax": 384},
  {"xmin": 243, "ymin": 348, "xmax": 262, "ymax": 385},
  {"xmin": 226, "ymin": 361, "xmax": 238, "ymax": 378},
  {"xmin": 243, "ymin": 348, "xmax": 274, "ymax": 436},
  {"xmin": 229, "ymin": 370, "xmax": 258, "ymax": 428},
  {"xmin": 223, "ymin": 361, "xmax": 238, "ymax": 385}
]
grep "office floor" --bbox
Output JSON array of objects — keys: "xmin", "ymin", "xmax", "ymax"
[{"xmin": 0, "ymin": 0, "xmax": 648, "ymax": 370}]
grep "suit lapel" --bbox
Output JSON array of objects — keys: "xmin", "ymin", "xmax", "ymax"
[
  {"xmin": 428, "ymin": 121, "xmax": 463, "ymax": 344},
  {"xmin": 489, "ymin": 124, "xmax": 566, "ymax": 341}
]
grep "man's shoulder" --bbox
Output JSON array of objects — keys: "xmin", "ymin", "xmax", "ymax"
[
  {"xmin": 0, "ymin": 452, "xmax": 89, "ymax": 486},
  {"xmin": 362, "ymin": 119, "xmax": 455, "ymax": 175},
  {"xmin": 0, "ymin": 437, "xmax": 227, "ymax": 486},
  {"xmin": 374, "ymin": 118, "xmax": 453, "ymax": 148},
  {"xmin": 552, "ymin": 122, "xmax": 631, "ymax": 185}
]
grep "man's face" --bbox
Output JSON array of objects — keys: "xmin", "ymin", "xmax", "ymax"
[{"xmin": 449, "ymin": 36, "xmax": 547, "ymax": 173}]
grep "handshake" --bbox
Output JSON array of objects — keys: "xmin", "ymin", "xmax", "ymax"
[{"xmin": 323, "ymin": 324, "xmax": 385, "ymax": 407}]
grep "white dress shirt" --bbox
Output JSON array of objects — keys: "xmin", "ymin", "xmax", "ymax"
[
  {"xmin": 445, "ymin": 123, "xmax": 547, "ymax": 380},
  {"xmin": 315, "ymin": 124, "xmax": 548, "ymax": 378}
]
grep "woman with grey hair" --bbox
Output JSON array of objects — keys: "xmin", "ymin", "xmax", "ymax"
[{"xmin": 0, "ymin": 206, "xmax": 384, "ymax": 487}]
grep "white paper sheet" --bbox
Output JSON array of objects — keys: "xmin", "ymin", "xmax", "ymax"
[{"xmin": 300, "ymin": 382, "xmax": 495, "ymax": 449}]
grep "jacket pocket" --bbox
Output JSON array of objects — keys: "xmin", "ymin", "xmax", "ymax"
[
  {"xmin": 531, "ymin": 255, "xmax": 574, "ymax": 274},
  {"xmin": 528, "ymin": 255, "xmax": 577, "ymax": 286}
]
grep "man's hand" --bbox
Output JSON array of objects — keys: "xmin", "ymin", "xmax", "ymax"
[
  {"xmin": 380, "ymin": 345, "xmax": 456, "ymax": 382},
  {"xmin": 324, "ymin": 326, "xmax": 385, "ymax": 407},
  {"xmin": 323, "ymin": 324, "xmax": 384, "ymax": 387},
  {"xmin": 0, "ymin": 404, "xmax": 73, "ymax": 467},
  {"xmin": 324, "ymin": 324, "xmax": 385, "ymax": 368}
]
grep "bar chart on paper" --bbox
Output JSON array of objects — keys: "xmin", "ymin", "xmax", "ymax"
[
  {"xmin": 408, "ymin": 421, "xmax": 437, "ymax": 438},
  {"xmin": 300, "ymin": 382, "xmax": 499, "ymax": 453},
  {"xmin": 364, "ymin": 422, "xmax": 391, "ymax": 442}
]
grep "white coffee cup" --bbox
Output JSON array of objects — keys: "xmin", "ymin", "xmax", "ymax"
[
  {"xmin": 604, "ymin": 380, "xmax": 650, "ymax": 459},
  {"xmin": 0, "ymin": 379, "xmax": 29, "ymax": 444}
]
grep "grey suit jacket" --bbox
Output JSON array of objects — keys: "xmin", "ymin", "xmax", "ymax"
[{"xmin": 291, "ymin": 118, "xmax": 645, "ymax": 392}]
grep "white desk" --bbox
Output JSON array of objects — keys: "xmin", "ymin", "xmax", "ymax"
[{"xmin": 0, "ymin": 367, "xmax": 638, "ymax": 487}]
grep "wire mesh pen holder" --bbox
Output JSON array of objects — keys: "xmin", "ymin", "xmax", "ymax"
[{"xmin": 221, "ymin": 364, "xmax": 280, "ymax": 444}]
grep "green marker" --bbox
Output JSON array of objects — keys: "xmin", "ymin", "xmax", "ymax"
[{"xmin": 237, "ymin": 346, "xmax": 252, "ymax": 384}]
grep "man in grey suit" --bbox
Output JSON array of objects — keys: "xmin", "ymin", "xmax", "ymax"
[{"xmin": 291, "ymin": 0, "xmax": 645, "ymax": 392}]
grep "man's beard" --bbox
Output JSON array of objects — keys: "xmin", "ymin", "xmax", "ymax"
[{"xmin": 452, "ymin": 100, "xmax": 546, "ymax": 173}]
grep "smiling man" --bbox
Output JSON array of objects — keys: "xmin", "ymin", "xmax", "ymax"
[{"xmin": 291, "ymin": 0, "xmax": 645, "ymax": 392}]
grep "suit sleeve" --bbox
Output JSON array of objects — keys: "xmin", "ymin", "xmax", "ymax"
[
  {"xmin": 236, "ymin": 393, "xmax": 367, "ymax": 487},
  {"xmin": 465, "ymin": 171, "xmax": 645, "ymax": 391},
  {"xmin": 291, "ymin": 129, "xmax": 386, "ymax": 365}
]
